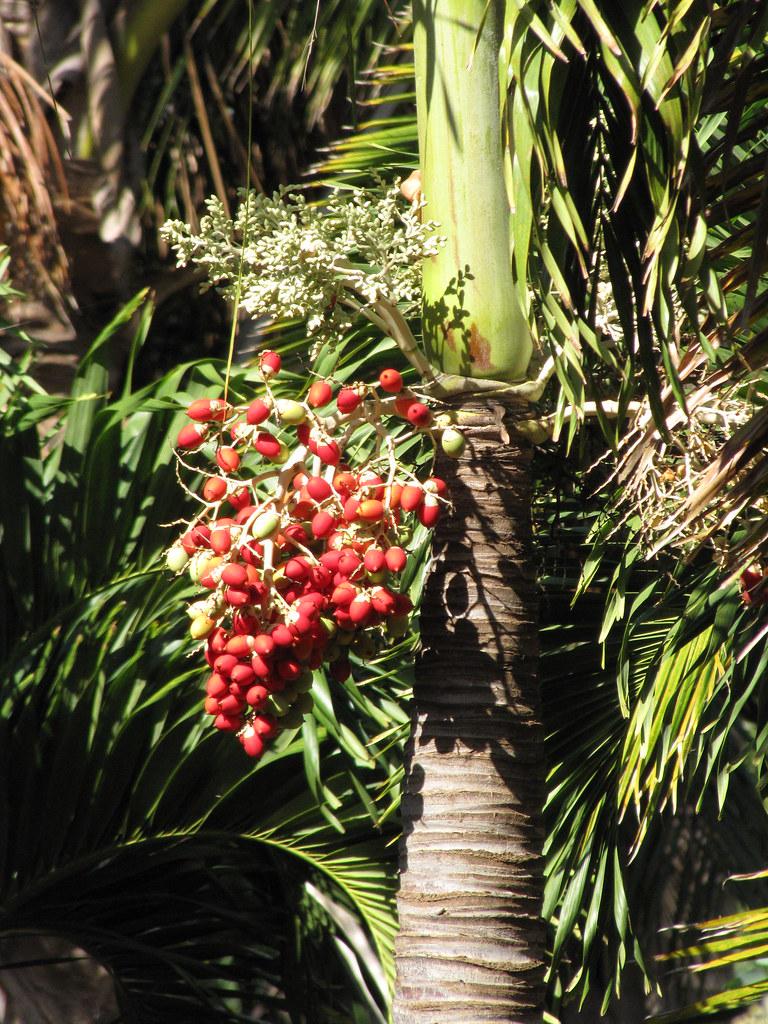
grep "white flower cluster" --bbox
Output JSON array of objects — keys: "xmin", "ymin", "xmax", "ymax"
[{"xmin": 161, "ymin": 184, "xmax": 443, "ymax": 347}]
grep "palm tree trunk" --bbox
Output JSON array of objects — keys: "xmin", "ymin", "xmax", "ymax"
[{"xmin": 394, "ymin": 398, "xmax": 546, "ymax": 1023}]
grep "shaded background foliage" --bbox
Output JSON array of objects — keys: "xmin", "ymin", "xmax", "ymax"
[{"xmin": 2, "ymin": 1, "xmax": 768, "ymax": 1022}]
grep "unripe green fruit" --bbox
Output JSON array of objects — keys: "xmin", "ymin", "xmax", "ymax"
[
  {"xmin": 434, "ymin": 411, "xmax": 456, "ymax": 428},
  {"xmin": 271, "ymin": 693, "xmax": 293, "ymax": 716},
  {"xmin": 320, "ymin": 617, "xmax": 337, "ymax": 639},
  {"xmin": 166, "ymin": 545, "xmax": 189, "ymax": 573},
  {"xmin": 352, "ymin": 633, "xmax": 376, "ymax": 659},
  {"xmin": 277, "ymin": 399, "xmax": 307, "ymax": 425},
  {"xmin": 367, "ymin": 569, "xmax": 387, "ymax": 585},
  {"xmin": 441, "ymin": 427, "xmax": 466, "ymax": 458},
  {"xmin": 295, "ymin": 670, "xmax": 314, "ymax": 694},
  {"xmin": 273, "ymin": 441, "xmax": 291, "ymax": 465},
  {"xmin": 280, "ymin": 707, "xmax": 304, "ymax": 729},
  {"xmin": 188, "ymin": 554, "xmax": 205, "ymax": 583},
  {"xmin": 252, "ymin": 510, "xmax": 281, "ymax": 539},
  {"xmin": 295, "ymin": 692, "xmax": 314, "ymax": 715},
  {"xmin": 387, "ymin": 614, "xmax": 410, "ymax": 638},
  {"xmin": 336, "ymin": 629, "xmax": 355, "ymax": 647},
  {"xmin": 190, "ymin": 614, "xmax": 216, "ymax": 640}
]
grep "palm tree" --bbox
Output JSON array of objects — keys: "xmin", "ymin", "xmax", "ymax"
[{"xmin": 390, "ymin": 0, "xmax": 768, "ymax": 1020}]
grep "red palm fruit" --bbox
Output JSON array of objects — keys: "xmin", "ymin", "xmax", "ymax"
[
  {"xmin": 394, "ymin": 593, "xmax": 414, "ymax": 615},
  {"xmin": 203, "ymin": 477, "xmax": 227, "ymax": 502},
  {"xmin": 333, "ymin": 470, "xmax": 357, "ymax": 497},
  {"xmin": 204, "ymin": 697, "xmax": 220, "ymax": 715},
  {"xmin": 284, "ymin": 522, "xmax": 310, "ymax": 544},
  {"xmin": 315, "ymin": 439, "xmax": 341, "ymax": 465},
  {"xmin": 359, "ymin": 472, "xmax": 385, "ymax": 499},
  {"xmin": 191, "ymin": 523, "xmax": 212, "ymax": 547},
  {"xmin": 210, "ymin": 528, "xmax": 232, "ymax": 554},
  {"xmin": 233, "ymin": 611, "xmax": 259, "ymax": 636},
  {"xmin": 278, "ymin": 658, "xmax": 301, "ymax": 681},
  {"xmin": 306, "ymin": 476, "xmax": 332, "ymax": 502},
  {"xmin": 254, "ymin": 634, "xmax": 275, "ymax": 657},
  {"xmin": 255, "ymin": 432, "xmax": 281, "ymax": 458},
  {"xmin": 209, "ymin": 627, "xmax": 229, "ymax": 654},
  {"xmin": 310, "ymin": 564, "xmax": 333, "ymax": 589},
  {"xmin": 271, "ymin": 623, "xmax": 294, "ymax": 647},
  {"xmin": 214, "ymin": 654, "xmax": 239, "ymax": 676},
  {"xmin": 176, "ymin": 422, "xmax": 208, "ymax": 449},
  {"xmin": 235, "ymin": 505, "xmax": 258, "ymax": 525},
  {"xmin": 291, "ymin": 614, "xmax": 314, "ymax": 638},
  {"xmin": 219, "ymin": 693, "xmax": 245, "ymax": 715},
  {"xmin": 214, "ymin": 713, "xmax": 241, "ymax": 732},
  {"xmin": 292, "ymin": 471, "xmax": 309, "ymax": 492},
  {"xmin": 379, "ymin": 368, "xmax": 403, "ymax": 393},
  {"xmin": 228, "ymin": 487, "xmax": 251, "ymax": 511},
  {"xmin": 312, "ymin": 510, "xmax": 336, "ymax": 539},
  {"xmin": 343, "ymin": 497, "xmax": 360, "ymax": 522},
  {"xmin": 221, "ymin": 563, "xmax": 248, "ymax": 587},
  {"xmin": 259, "ymin": 349, "xmax": 281, "ymax": 375},
  {"xmin": 230, "ymin": 422, "xmax": 250, "ymax": 444},
  {"xmin": 400, "ymin": 484, "xmax": 424, "ymax": 511},
  {"xmin": 291, "ymin": 494, "xmax": 314, "ymax": 521},
  {"xmin": 226, "ymin": 635, "xmax": 255, "ymax": 657},
  {"xmin": 426, "ymin": 476, "xmax": 447, "ymax": 495},
  {"xmin": 243, "ymin": 565, "xmax": 262, "ymax": 586},
  {"xmin": 206, "ymin": 673, "xmax": 228, "ymax": 698},
  {"xmin": 246, "ymin": 684, "xmax": 270, "ymax": 709},
  {"xmin": 299, "ymin": 589, "xmax": 327, "ymax": 609},
  {"xmin": 334, "ymin": 608, "xmax": 352, "ymax": 628},
  {"xmin": 385, "ymin": 482, "xmax": 403, "ymax": 509},
  {"xmin": 394, "ymin": 396, "xmax": 413, "ymax": 417},
  {"xmin": 231, "ymin": 663, "xmax": 256, "ymax": 687},
  {"xmin": 216, "ymin": 446, "xmax": 240, "ymax": 473},
  {"xmin": 406, "ymin": 402, "xmax": 432, "ymax": 428},
  {"xmin": 251, "ymin": 653, "xmax": 271, "ymax": 679},
  {"xmin": 741, "ymin": 566, "xmax": 763, "ymax": 605},
  {"xmin": 384, "ymin": 546, "xmax": 407, "ymax": 573},
  {"xmin": 419, "ymin": 494, "xmax": 441, "ymax": 527},
  {"xmin": 364, "ymin": 548, "xmax": 386, "ymax": 574},
  {"xmin": 358, "ymin": 499, "xmax": 384, "ymax": 522},
  {"xmin": 253, "ymin": 713, "xmax": 279, "ymax": 739},
  {"xmin": 331, "ymin": 582, "xmax": 357, "ymax": 607},
  {"xmin": 224, "ymin": 585, "xmax": 249, "ymax": 606},
  {"xmin": 238, "ymin": 544, "xmax": 262, "ymax": 570},
  {"xmin": 329, "ymin": 656, "xmax": 351, "ymax": 682},
  {"xmin": 294, "ymin": 637, "xmax": 313, "ymax": 661},
  {"xmin": 296, "ymin": 422, "xmax": 311, "ymax": 445},
  {"xmin": 180, "ymin": 531, "xmax": 199, "ymax": 555},
  {"xmin": 246, "ymin": 398, "xmax": 271, "ymax": 425},
  {"xmin": 349, "ymin": 595, "xmax": 372, "ymax": 625},
  {"xmin": 338, "ymin": 550, "xmax": 362, "ymax": 577},
  {"xmin": 337, "ymin": 386, "xmax": 363, "ymax": 414},
  {"xmin": 187, "ymin": 398, "xmax": 230, "ymax": 422},
  {"xmin": 285, "ymin": 558, "xmax": 309, "ymax": 582},
  {"xmin": 199, "ymin": 557, "xmax": 223, "ymax": 588},
  {"xmin": 320, "ymin": 550, "xmax": 342, "ymax": 572},
  {"xmin": 371, "ymin": 587, "xmax": 397, "ymax": 615},
  {"xmin": 308, "ymin": 379, "xmax": 333, "ymax": 407},
  {"xmin": 240, "ymin": 727, "xmax": 265, "ymax": 758}
]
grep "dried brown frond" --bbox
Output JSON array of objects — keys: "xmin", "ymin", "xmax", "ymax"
[{"xmin": 0, "ymin": 51, "xmax": 70, "ymax": 316}]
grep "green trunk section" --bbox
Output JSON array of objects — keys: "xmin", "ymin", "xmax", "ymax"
[{"xmin": 414, "ymin": 0, "xmax": 531, "ymax": 382}]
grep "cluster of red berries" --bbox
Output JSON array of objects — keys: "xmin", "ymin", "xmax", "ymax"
[{"xmin": 166, "ymin": 351, "xmax": 464, "ymax": 759}]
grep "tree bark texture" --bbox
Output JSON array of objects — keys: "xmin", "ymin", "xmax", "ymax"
[{"xmin": 394, "ymin": 399, "xmax": 546, "ymax": 1024}]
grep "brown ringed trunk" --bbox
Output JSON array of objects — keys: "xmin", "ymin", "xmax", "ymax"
[{"xmin": 394, "ymin": 398, "xmax": 547, "ymax": 1024}]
